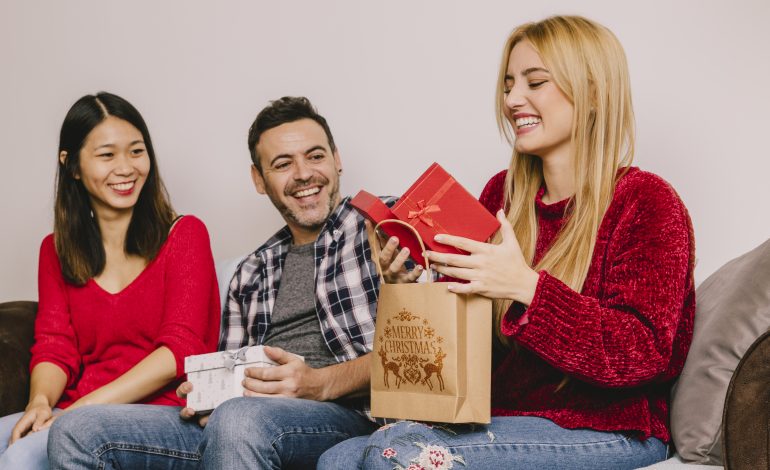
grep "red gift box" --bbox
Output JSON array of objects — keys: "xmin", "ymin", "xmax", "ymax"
[
  {"xmin": 392, "ymin": 163, "xmax": 500, "ymax": 256},
  {"xmin": 350, "ymin": 191, "xmax": 427, "ymax": 267},
  {"xmin": 351, "ymin": 163, "xmax": 500, "ymax": 267}
]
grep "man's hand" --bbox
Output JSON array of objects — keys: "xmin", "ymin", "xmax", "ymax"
[
  {"xmin": 242, "ymin": 346, "xmax": 328, "ymax": 401},
  {"xmin": 366, "ymin": 220, "xmax": 422, "ymax": 284},
  {"xmin": 176, "ymin": 381, "xmax": 209, "ymax": 427},
  {"xmin": 378, "ymin": 235, "xmax": 423, "ymax": 284}
]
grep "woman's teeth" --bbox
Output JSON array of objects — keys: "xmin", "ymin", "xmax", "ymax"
[
  {"xmin": 110, "ymin": 182, "xmax": 134, "ymax": 191},
  {"xmin": 515, "ymin": 116, "xmax": 541, "ymax": 128}
]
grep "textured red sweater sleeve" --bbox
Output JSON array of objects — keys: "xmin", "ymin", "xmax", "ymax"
[
  {"xmin": 30, "ymin": 236, "xmax": 81, "ymax": 387},
  {"xmin": 501, "ymin": 171, "xmax": 693, "ymax": 387},
  {"xmin": 153, "ymin": 216, "xmax": 220, "ymax": 377}
]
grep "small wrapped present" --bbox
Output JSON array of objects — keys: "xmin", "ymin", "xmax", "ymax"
[
  {"xmin": 352, "ymin": 163, "xmax": 500, "ymax": 263},
  {"xmin": 184, "ymin": 346, "xmax": 303, "ymax": 412}
]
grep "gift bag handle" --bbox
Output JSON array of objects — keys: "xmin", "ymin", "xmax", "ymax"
[{"xmin": 369, "ymin": 218, "xmax": 434, "ymax": 284}]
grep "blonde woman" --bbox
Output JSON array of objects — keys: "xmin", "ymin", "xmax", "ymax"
[{"xmin": 319, "ymin": 15, "xmax": 695, "ymax": 469}]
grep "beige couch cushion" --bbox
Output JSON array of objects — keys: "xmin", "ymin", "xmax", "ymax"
[
  {"xmin": 671, "ymin": 238, "xmax": 770, "ymax": 464},
  {"xmin": 637, "ymin": 454, "xmax": 722, "ymax": 469}
]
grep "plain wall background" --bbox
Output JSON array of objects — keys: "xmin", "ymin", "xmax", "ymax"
[{"xmin": 2, "ymin": 0, "xmax": 769, "ymax": 302}]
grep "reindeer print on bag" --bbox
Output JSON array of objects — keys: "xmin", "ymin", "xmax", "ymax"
[{"xmin": 376, "ymin": 309, "xmax": 447, "ymax": 392}]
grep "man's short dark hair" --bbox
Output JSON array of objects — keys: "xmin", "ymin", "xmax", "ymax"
[{"xmin": 247, "ymin": 96, "xmax": 337, "ymax": 173}]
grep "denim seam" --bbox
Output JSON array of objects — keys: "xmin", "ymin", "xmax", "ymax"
[
  {"xmin": 447, "ymin": 435, "xmax": 631, "ymax": 448},
  {"xmin": 93, "ymin": 442, "xmax": 201, "ymax": 461},
  {"xmin": 271, "ymin": 428, "xmax": 352, "ymax": 448}
]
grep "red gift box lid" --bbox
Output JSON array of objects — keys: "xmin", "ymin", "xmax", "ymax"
[
  {"xmin": 350, "ymin": 191, "xmax": 427, "ymax": 268},
  {"xmin": 391, "ymin": 162, "xmax": 500, "ymax": 255}
]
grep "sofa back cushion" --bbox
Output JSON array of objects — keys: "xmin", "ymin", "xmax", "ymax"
[
  {"xmin": 671, "ymin": 238, "xmax": 770, "ymax": 464},
  {"xmin": 215, "ymin": 255, "xmax": 247, "ymax": 311},
  {"xmin": 0, "ymin": 301, "xmax": 38, "ymax": 416}
]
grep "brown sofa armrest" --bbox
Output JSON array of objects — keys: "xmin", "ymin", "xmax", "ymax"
[
  {"xmin": 722, "ymin": 329, "xmax": 770, "ymax": 470},
  {"xmin": 0, "ymin": 301, "xmax": 37, "ymax": 416}
]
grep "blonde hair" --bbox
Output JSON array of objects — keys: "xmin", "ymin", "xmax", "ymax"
[{"xmin": 492, "ymin": 16, "xmax": 635, "ymax": 345}]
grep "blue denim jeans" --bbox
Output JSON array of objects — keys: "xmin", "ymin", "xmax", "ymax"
[
  {"xmin": 318, "ymin": 416, "xmax": 668, "ymax": 470},
  {"xmin": 0, "ymin": 409, "xmax": 62, "ymax": 469},
  {"xmin": 48, "ymin": 397, "xmax": 377, "ymax": 469}
]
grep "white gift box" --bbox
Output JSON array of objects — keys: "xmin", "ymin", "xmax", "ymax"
[{"xmin": 184, "ymin": 346, "xmax": 303, "ymax": 412}]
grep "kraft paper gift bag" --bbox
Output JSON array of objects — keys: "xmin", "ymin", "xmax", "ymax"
[{"xmin": 369, "ymin": 220, "xmax": 492, "ymax": 424}]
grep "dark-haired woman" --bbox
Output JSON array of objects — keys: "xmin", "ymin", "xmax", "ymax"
[{"xmin": 0, "ymin": 92, "xmax": 221, "ymax": 468}]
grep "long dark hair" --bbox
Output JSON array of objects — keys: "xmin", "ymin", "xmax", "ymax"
[{"xmin": 54, "ymin": 92, "xmax": 175, "ymax": 285}]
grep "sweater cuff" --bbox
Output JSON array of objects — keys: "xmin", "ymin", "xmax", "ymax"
[
  {"xmin": 500, "ymin": 270, "xmax": 549, "ymax": 336},
  {"xmin": 508, "ymin": 270, "xmax": 594, "ymax": 350},
  {"xmin": 29, "ymin": 357, "xmax": 75, "ymax": 388}
]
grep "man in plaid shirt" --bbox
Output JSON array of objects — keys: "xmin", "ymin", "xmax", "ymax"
[{"xmin": 49, "ymin": 96, "xmax": 420, "ymax": 470}]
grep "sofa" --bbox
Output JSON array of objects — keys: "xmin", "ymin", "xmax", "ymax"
[
  {"xmin": 0, "ymin": 301, "xmax": 36, "ymax": 418},
  {"xmin": 2, "ymin": 240, "xmax": 769, "ymax": 469}
]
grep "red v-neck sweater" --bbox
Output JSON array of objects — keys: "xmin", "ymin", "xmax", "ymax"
[
  {"xmin": 481, "ymin": 167, "xmax": 695, "ymax": 442},
  {"xmin": 30, "ymin": 216, "xmax": 221, "ymax": 408}
]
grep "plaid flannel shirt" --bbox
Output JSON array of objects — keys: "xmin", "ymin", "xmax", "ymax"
[{"xmin": 219, "ymin": 196, "xmax": 396, "ymax": 420}]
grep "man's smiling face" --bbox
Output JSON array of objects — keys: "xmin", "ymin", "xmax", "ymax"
[{"xmin": 251, "ymin": 118, "xmax": 342, "ymax": 242}]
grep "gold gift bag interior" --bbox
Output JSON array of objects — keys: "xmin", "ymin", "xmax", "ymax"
[{"xmin": 369, "ymin": 220, "xmax": 492, "ymax": 424}]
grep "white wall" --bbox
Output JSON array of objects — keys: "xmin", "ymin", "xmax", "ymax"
[{"xmin": 2, "ymin": 0, "xmax": 769, "ymax": 302}]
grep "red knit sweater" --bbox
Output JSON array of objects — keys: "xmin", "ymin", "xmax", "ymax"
[
  {"xmin": 30, "ymin": 216, "xmax": 221, "ymax": 408},
  {"xmin": 481, "ymin": 168, "xmax": 695, "ymax": 442}
]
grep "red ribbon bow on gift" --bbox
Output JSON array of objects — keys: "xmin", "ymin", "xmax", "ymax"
[{"xmin": 407, "ymin": 200, "xmax": 441, "ymax": 227}]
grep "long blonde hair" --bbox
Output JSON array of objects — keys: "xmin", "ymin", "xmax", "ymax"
[{"xmin": 492, "ymin": 16, "xmax": 636, "ymax": 345}]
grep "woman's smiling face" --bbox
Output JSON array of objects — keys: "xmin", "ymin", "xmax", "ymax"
[
  {"xmin": 74, "ymin": 116, "xmax": 150, "ymax": 217},
  {"xmin": 503, "ymin": 40, "xmax": 575, "ymax": 161}
]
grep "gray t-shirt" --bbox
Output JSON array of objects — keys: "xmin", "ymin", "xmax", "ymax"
[{"xmin": 263, "ymin": 242, "xmax": 338, "ymax": 369}]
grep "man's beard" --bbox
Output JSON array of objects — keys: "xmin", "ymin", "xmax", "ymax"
[{"xmin": 266, "ymin": 174, "xmax": 341, "ymax": 232}]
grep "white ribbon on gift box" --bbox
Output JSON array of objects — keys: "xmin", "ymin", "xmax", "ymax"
[{"xmin": 222, "ymin": 346, "xmax": 250, "ymax": 371}]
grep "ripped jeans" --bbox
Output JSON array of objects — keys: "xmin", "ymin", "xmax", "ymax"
[{"xmin": 318, "ymin": 416, "xmax": 667, "ymax": 470}]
